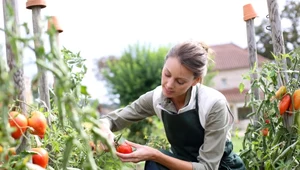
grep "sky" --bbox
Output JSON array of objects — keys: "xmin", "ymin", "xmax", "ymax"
[{"xmin": 0, "ymin": 0, "xmax": 286, "ymax": 104}]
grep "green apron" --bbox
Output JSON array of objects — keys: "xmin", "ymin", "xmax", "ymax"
[{"xmin": 146, "ymin": 90, "xmax": 245, "ymax": 170}]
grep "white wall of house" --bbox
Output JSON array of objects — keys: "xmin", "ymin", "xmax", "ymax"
[{"xmin": 212, "ymin": 68, "xmax": 251, "ymax": 90}]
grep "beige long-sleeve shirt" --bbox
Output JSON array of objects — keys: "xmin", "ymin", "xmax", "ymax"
[{"xmin": 102, "ymin": 84, "xmax": 234, "ymax": 170}]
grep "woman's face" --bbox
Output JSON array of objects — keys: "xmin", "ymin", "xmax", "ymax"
[{"xmin": 161, "ymin": 57, "xmax": 200, "ymax": 99}]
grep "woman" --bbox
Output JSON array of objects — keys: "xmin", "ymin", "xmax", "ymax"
[{"xmin": 100, "ymin": 41, "xmax": 245, "ymax": 170}]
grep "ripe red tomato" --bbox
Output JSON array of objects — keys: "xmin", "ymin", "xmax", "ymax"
[
  {"xmin": 279, "ymin": 94, "xmax": 291, "ymax": 115},
  {"xmin": 116, "ymin": 143, "xmax": 133, "ymax": 154},
  {"xmin": 9, "ymin": 111, "xmax": 28, "ymax": 139},
  {"xmin": 265, "ymin": 119, "xmax": 270, "ymax": 124},
  {"xmin": 28, "ymin": 111, "xmax": 47, "ymax": 136},
  {"xmin": 31, "ymin": 148, "xmax": 49, "ymax": 168},
  {"xmin": 292, "ymin": 89, "xmax": 300, "ymax": 110},
  {"xmin": 262, "ymin": 128, "xmax": 269, "ymax": 137}
]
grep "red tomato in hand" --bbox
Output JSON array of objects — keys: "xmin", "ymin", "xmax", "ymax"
[
  {"xmin": 28, "ymin": 111, "xmax": 47, "ymax": 136},
  {"xmin": 9, "ymin": 111, "xmax": 28, "ymax": 139},
  {"xmin": 116, "ymin": 143, "xmax": 133, "ymax": 154},
  {"xmin": 31, "ymin": 148, "xmax": 49, "ymax": 168}
]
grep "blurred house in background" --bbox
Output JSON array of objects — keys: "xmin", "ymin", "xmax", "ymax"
[{"xmin": 210, "ymin": 43, "xmax": 269, "ymax": 125}]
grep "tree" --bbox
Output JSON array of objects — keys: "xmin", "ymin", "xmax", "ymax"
[
  {"xmin": 100, "ymin": 44, "xmax": 168, "ymax": 144},
  {"xmin": 255, "ymin": 0, "xmax": 300, "ymax": 60}
]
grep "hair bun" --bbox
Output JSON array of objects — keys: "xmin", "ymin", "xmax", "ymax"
[{"xmin": 199, "ymin": 42, "xmax": 209, "ymax": 53}]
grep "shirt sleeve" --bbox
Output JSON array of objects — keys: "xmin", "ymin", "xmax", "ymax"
[
  {"xmin": 102, "ymin": 90, "xmax": 156, "ymax": 132},
  {"xmin": 192, "ymin": 99, "xmax": 231, "ymax": 170}
]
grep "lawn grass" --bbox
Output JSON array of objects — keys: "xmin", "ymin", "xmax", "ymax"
[{"xmin": 231, "ymin": 135, "xmax": 244, "ymax": 154}]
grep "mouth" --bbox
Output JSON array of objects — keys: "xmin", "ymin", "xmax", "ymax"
[{"xmin": 163, "ymin": 87, "xmax": 174, "ymax": 95}]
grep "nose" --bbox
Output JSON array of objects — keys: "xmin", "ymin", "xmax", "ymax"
[{"xmin": 166, "ymin": 79, "xmax": 175, "ymax": 89}]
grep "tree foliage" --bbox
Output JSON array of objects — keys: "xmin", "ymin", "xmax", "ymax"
[
  {"xmin": 256, "ymin": 0, "xmax": 300, "ymax": 60},
  {"xmin": 100, "ymin": 44, "xmax": 168, "ymax": 144},
  {"xmin": 102, "ymin": 44, "xmax": 167, "ymax": 106}
]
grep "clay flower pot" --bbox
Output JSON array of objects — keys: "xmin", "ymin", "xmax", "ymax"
[
  {"xmin": 48, "ymin": 16, "xmax": 63, "ymax": 33},
  {"xmin": 243, "ymin": 4, "xmax": 257, "ymax": 21},
  {"xmin": 26, "ymin": 0, "xmax": 46, "ymax": 9}
]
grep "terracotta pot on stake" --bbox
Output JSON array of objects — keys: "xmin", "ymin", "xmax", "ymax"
[
  {"xmin": 26, "ymin": 0, "xmax": 46, "ymax": 9},
  {"xmin": 47, "ymin": 16, "xmax": 63, "ymax": 59},
  {"xmin": 243, "ymin": 3, "xmax": 257, "ymax": 21},
  {"xmin": 48, "ymin": 16, "xmax": 63, "ymax": 33},
  {"xmin": 48, "ymin": 16, "xmax": 63, "ymax": 47}
]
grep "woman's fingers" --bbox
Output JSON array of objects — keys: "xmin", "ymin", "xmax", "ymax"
[
  {"xmin": 124, "ymin": 140, "xmax": 140, "ymax": 148},
  {"xmin": 100, "ymin": 142, "xmax": 109, "ymax": 152},
  {"xmin": 116, "ymin": 152, "xmax": 141, "ymax": 163}
]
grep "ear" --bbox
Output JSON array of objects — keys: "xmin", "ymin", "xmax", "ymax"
[{"xmin": 192, "ymin": 77, "xmax": 201, "ymax": 86}]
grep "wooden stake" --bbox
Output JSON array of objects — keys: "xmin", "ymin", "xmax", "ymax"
[
  {"xmin": 2, "ymin": 0, "xmax": 29, "ymax": 153},
  {"xmin": 26, "ymin": 0, "xmax": 52, "ymax": 125},
  {"xmin": 267, "ymin": 0, "xmax": 289, "ymax": 84},
  {"xmin": 243, "ymin": 4, "xmax": 260, "ymax": 122}
]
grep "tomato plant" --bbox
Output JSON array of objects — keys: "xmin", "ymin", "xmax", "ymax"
[
  {"xmin": 116, "ymin": 143, "xmax": 133, "ymax": 154},
  {"xmin": 240, "ymin": 52, "xmax": 300, "ymax": 169},
  {"xmin": 0, "ymin": 6, "xmax": 136, "ymax": 170},
  {"xmin": 8, "ymin": 111, "xmax": 28, "ymax": 139},
  {"xmin": 27, "ymin": 111, "xmax": 47, "ymax": 136}
]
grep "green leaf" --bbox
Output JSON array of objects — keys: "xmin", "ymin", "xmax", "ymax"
[
  {"xmin": 62, "ymin": 137, "xmax": 74, "ymax": 169},
  {"xmin": 239, "ymin": 83, "xmax": 245, "ymax": 93},
  {"xmin": 80, "ymin": 85, "xmax": 89, "ymax": 95}
]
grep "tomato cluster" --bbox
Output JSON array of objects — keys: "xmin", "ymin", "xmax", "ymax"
[
  {"xmin": 8, "ymin": 110, "xmax": 47, "ymax": 140},
  {"xmin": 276, "ymin": 87, "xmax": 300, "ymax": 116},
  {"xmin": 7, "ymin": 110, "xmax": 49, "ymax": 168}
]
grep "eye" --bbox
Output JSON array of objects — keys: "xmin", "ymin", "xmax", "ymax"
[
  {"xmin": 164, "ymin": 73, "xmax": 171, "ymax": 77},
  {"xmin": 177, "ymin": 80, "xmax": 185, "ymax": 85}
]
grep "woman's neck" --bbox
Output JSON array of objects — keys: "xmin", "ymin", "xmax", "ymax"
[{"xmin": 171, "ymin": 88, "xmax": 191, "ymax": 111}]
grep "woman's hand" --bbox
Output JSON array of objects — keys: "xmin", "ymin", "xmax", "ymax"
[
  {"xmin": 98, "ymin": 120, "xmax": 115, "ymax": 151},
  {"xmin": 116, "ymin": 140, "xmax": 158, "ymax": 163}
]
